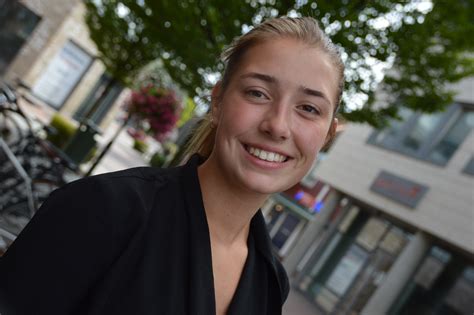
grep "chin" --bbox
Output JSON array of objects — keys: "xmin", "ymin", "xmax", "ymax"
[{"xmin": 241, "ymin": 175, "xmax": 298, "ymax": 196}]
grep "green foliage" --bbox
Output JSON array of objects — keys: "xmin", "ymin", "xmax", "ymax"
[
  {"xmin": 84, "ymin": 0, "xmax": 474, "ymax": 127},
  {"xmin": 177, "ymin": 97, "xmax": 196, "ymax": 128},
  {"xmin": 150, "ymin": 142, "xmax": 178, "ymax": 167},
  {"xmin": 132, "ymin": 138, "xmax": 148, "ymax": 153},
  {"xmin": 149, "ymin": 152, "xmax": 166, "ymax": 168},
  {"xmin": 47, "ymin": 113, "xmax": 77, "ymax": 148}
]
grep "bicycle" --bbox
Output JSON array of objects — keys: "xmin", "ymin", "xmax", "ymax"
[{"xmin": 0, "ymin": 81, "xmax": 80, "ymax": 237}]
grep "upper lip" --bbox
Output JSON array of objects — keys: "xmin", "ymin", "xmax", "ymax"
[{"xmin": 243, "ymin": 142, "xmax": 293, "ymax": 159}]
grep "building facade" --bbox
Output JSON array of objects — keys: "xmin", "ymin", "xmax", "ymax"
[
  {"xmin": 1, "ymin": 0, "xmax": 125, "ymax": 128},
  {"xmin": 266, "ymin": 77, "xmax": 474, "ymax": 314}
]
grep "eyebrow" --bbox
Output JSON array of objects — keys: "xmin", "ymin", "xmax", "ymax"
[
  {"xmin": 239, "ymin": 72, "xmax": 276, "ymax": 84},
  {"xmin": 239, "ymin": 72, "xmax": 331, "ymax": 105}
]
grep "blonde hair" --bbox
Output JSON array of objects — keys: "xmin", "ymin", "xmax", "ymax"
[{"xmin": 182, "ymin": 16, "xmax": 345, "ymax": 162}]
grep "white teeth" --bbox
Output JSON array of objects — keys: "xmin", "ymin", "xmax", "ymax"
[{"xmin": 246, "ymin": 146, "xmax": 287, "ymax": 163}]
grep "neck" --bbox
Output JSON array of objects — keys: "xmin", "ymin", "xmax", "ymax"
[{"xmin": 197, "ymin": 158, "xmax": 268, "ymax": 246}]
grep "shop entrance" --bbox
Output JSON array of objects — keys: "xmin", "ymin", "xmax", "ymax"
[
  {"xmin": 265, "ymin": 203, "xmax": 306, "ymax": 259},
  {"xmin": 298, "ymin": 205, "xmax": 410, "ymax": 314}
]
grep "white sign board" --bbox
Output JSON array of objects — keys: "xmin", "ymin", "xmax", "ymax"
[
  {"xmin": 32, "ymin": 41, "xmax": 92, "ymax": 109},
  {"xmin": 326, "ymin": 245, "xmax": 367, "ymax": 296}
]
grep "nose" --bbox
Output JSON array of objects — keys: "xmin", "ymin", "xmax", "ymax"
[{"xmin": 259, "ymin": 104, "xmax": 291, "ymax": 141}]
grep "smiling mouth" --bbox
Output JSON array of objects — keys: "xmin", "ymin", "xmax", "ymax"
[{"xmin": 244, "ymin": 145, "xmax": 289, "ymax": 163}]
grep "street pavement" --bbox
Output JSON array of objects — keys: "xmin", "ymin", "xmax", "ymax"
[
  {"xmin": 284, "ymin": 287, "xmax": 320, "ymax": 315},
  {"xmin": 88, "ymin": 122, "xmax": 148, "ymax": 175}
]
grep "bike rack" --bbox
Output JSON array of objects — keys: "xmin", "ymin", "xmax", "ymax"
[
  {"xmin": 0, "ymin": 225, "xmax": 16, "ymax": 243},
  {"xmin": 0, "ymin": 138, "xmax": 36, "ymax": 217}
]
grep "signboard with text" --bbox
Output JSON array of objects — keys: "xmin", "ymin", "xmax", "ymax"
[
  {"xmin": 370, "ymin": 171, "xmax": 428, "ymax": 208},
  {"xmin": 32, "ymin": 40, "xmax": 93, "ymax": 109}
]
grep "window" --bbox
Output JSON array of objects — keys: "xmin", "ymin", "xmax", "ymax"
[
  {"xmin": 0, "ymin": 1, "xmax": 40, "ymax": 74},
  {"xmin": 31, "ymin": 40, "xmax": 93, "ymax": 109},
  {"xmin": 403, "ymin": 112, "xmax": 444, "ymax": 151},
  {"xmin": 390, "ymin": 246, "xmax": 474, "ymax": 315},
  {"xmin": 368, "ymin": 104, "xmax": 474, "ymax": 166},
  {"xmin": 296, "ymin": 203, "xmax": 411, "ymax": 314},
  {"xmin": 73, "ymin": 73, "xmax": 123, "ymax": 124},
  {"xmin": 371, "ymin": 107, "xmax": 413, "ymax": 150},
  {"xmin": 429, "ymin": 112, "xmax": 474, "ymax": 164}
]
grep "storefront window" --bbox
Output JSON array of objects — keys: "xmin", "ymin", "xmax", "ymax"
[
  {"xmin": 390, "ymin": 246, "xmax": 474, "ymax": 315},
  {"xmin": 297, "ymin": 201, "xmax": 411, "ymax": 314},
  {"xmin": 0, "ymin": 1, "xmax": 40, "ymax": 74},
  {"xmin": 271, "ymin": 213, "xmax": 300, "ymax": 250},
  {"xmin": 264, "ymin": 202, "xmax": 306, "ymax": 258}
]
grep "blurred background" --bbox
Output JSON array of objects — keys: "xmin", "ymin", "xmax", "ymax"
[{"xmin": 0, "ymin": 0, "xmax": 473, "ymax": 314}]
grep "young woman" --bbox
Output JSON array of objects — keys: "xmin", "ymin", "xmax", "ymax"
[{"xmin": 0, "ymin": 17, "xmax": 344, "ymax": 315}]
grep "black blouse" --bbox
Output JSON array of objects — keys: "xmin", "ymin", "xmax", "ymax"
[{"xmin": 0, "ymin": 155, "xmax": 289, "ymax": 314}]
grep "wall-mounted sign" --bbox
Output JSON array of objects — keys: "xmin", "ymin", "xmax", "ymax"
[
  {"xmin": 32, "ymin": 40, "xmax": 93, "ymax": 109},
  {"xmin": 326, "ymin": 244, "xmax": 368, "ymax": 296},
  {"xmin": 370, "ymin": 171, "xmax": 428, "ymax": 208}
]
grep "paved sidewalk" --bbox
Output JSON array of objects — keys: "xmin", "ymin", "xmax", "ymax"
[
  {"xmin": 284, "ymin": 287, "xmax": 320, "ymax": 315},
  {"xmin": 88, "ymin": 123, "xmax": 148, "ymax": 175}
]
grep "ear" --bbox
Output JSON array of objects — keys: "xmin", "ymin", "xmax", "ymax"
[
  {"xmin": 324, "ymin": 117, "xmax": 338, "ymax": 148},
  {"xmin": 210, "ymin": 82, "xmax": 222, "ymax": 123}
]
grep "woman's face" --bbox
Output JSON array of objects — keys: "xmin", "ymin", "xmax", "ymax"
[{"xmin": 209, "ymin": 38, "xmax": 339, "ymax": 195}]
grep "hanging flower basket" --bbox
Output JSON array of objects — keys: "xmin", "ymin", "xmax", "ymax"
[{"xmin": 126, "ymin": 84, "xmax": 180, "ymax": 142}]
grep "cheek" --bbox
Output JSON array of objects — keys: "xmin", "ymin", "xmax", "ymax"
[
  {"xmin": 296, "ymin": 125, "xmax": 328, "ymax": 156},
  {"xmin": 220, "ymin": 101, "xmax": 258, "ymax": 132}
]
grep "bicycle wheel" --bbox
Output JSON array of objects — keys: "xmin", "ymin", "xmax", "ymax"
[
  {"xmin": 0, "ymin": 225, "xmax": 16, "ymax": 256},
  {"xmin": 0, "ymin": 201, "xmax": 30, "ymax": 236},
  {"xmin": 0, "ymin": 108, "xmax": 29, "ymax": 146},
  {"xmin": 32, "ymin": 178, "xmax": 61, "ymax": 206}
]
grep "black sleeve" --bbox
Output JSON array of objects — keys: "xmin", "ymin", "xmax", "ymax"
[{"xmin": 0, "ymin": 177, "xmax": 139, "ymax": 315}]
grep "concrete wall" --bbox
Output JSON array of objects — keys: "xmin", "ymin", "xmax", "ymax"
[{"xmin": 316, "ymin": 83, "xmax": 474, "ymax": 254}]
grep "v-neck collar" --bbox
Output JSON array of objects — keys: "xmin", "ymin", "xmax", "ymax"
[
  {"xmin": 180, "ymin": 155, "xmax": 285, "ymax": 314},
  {"xmin": 181, "ymin": 155, "xmax": 216, "ymax": 314},
  {"xmin": 226, "ymin": 232, "xmax": 255, "ymax": 314}
]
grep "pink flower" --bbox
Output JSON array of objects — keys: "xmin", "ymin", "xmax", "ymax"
[{"xmin": 126, "ymin": 84, "xmax": 180, "ymax": 141}]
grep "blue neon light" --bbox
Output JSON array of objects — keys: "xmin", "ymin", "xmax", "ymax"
[
  {"xmin": 294, "ymin": 191, "xmax": 304, "ymax": 201},
  {"xmin": 313, "ymin": 201, "xmax": 324, "ymax": 213}
]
